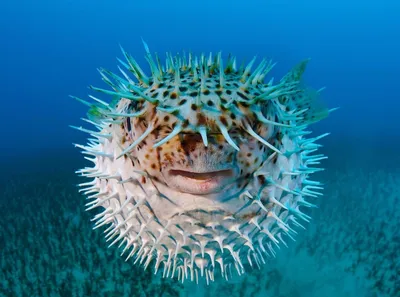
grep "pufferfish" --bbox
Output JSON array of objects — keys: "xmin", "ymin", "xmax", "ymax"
[{"xmin": 72, "ymin": 41, "xmax": 334, "ymax": 284}]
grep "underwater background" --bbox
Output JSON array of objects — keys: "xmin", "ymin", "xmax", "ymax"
[{"xmin": 1, "ymin": 0, "xmax": 399, "ymax": 296}]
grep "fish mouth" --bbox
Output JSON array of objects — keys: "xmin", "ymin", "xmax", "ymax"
[
  {"xmin": 165, "ymin": 168, "xmax": 236, "ymax": 194},
  {"xmin": 168, "ymin": 169, "xmax": 234, "ymax": 180}
]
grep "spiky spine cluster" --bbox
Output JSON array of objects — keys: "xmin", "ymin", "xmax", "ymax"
[{"xmin": 72, "ymin": 41, "xmax": 333, "ymax": 284}]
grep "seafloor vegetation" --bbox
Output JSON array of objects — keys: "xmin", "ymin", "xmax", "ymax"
[
  {"xmin": 186, "ymin": 151, "xmax": 400, "ymax": 297},
  {"xmin": 0, "ymin": 160, "xmax": 182, "ymax": 297},
  {"xmin": 0, "ymin": 145, "xmax": 399, "ymax": 297}
]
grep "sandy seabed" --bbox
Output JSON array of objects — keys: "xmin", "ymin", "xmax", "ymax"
[{"xmin": 1, "ymin": 144, "xmax": 399, "ymax": 297}]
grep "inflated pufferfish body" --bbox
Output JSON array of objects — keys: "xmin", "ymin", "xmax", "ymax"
[{"xmin": 72, "ymin": 42, "xmax": 333, "ymax": 284}]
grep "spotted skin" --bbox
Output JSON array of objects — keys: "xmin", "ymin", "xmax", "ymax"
[{"xmin": 72, "ymin": 43, "xmax": 331, "ymax": 284}]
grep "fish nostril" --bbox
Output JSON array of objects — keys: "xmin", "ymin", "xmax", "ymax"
[
  {"xmin": 183, "ymin": 133, "xmax": 203, "ymax": 142},
  {"xmin": 181, "ymin": 133, "xmax": 205, "ymax": 152}
]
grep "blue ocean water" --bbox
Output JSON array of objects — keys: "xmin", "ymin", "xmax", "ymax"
[{"xmin": 1, "ymin": 0, "xmax": 399, "ymax": 296}]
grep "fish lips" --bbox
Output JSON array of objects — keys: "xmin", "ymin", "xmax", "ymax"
[{"xmin": 163, "ymin": 167, "xmax": 238, "ymax": 195}]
